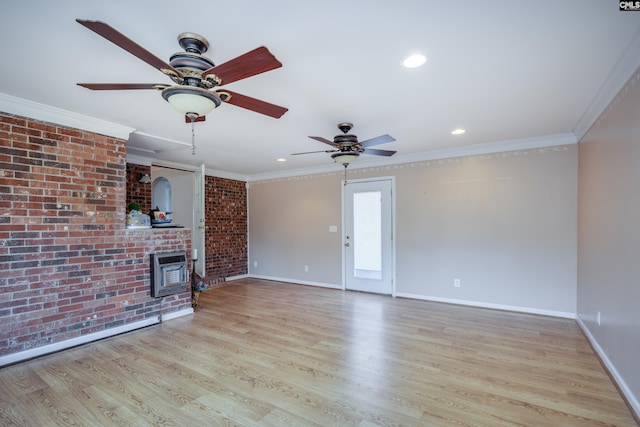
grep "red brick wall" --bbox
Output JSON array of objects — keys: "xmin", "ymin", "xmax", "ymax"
[
  {"xmin": 0, "ymin": 112, "xmax": 191, "ymax": 358},
  {"xmin": 126, "ymin": 163, "xmax": 152, "ymax": 213},
  {"xmin": 205, "ymin": 176, "xmax": 247, "ymax": 278}
]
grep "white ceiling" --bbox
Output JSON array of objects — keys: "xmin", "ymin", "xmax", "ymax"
[{"xmin": 1, "ymin": 1, "xmax": 639, "ymax": 180}]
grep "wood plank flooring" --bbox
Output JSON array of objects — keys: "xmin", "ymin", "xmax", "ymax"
[{"xmin": 0, "ymin": 278, "xmax": 636, "ymax": 426}]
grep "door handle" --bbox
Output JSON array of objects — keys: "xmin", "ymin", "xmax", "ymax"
[{"xmin": 345, "ymin": 242, "xmax": 350, "ymax": 247}]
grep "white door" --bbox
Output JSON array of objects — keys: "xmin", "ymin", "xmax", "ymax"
[
  {"xmin": 343, "ymin": 178, "xmax": 394, "ymax": 295},
  {"xmin": 193, "ymin": 164, "xmax": 206, "ymax": 277}
]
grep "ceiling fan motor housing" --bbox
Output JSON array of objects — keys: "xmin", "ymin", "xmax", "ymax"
[
  {"xmin": 170, "ymin": 52, "xmax": 215, "ymax": 73},
  {"xmin": 334, "ymin": 134, "xmax": 364, "ymax": 153},
  {"xmin": 334, "ymin": 123, "xmax": 365, "ymax": 152},
  {"xmin": 334, "ymin": 134, "xmax": 357, "ymax": 144},
  {"xmin": 169, "ymin": 33, "xmax": 217, "ymax": 87}
]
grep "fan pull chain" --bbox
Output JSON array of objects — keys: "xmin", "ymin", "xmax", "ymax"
[
  {"xmin": 343, "ymin": 165, "xmax": 347, "ymax": 186},
  {"xmin": 191, "ymin": 118, "xmax": 196, "ymax": 155}
]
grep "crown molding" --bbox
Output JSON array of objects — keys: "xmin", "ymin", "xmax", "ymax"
[
  {"xmin": 573, "ymin": 26, "xmax": 640, "ymax": 140},
  {"xmin": 378, "ymin": 133, "xmax": 576, "ymax": 166},
  {"xmin": 247, "ymin": 133, "xmax": 577, "ymax": 182},
  {"xmin": 0, "ymin": 93, "xmax": 134, "ymax": 140},
  {"xmin": 125, "ymin": 154, "xmax": 152, "ymax": 166}
]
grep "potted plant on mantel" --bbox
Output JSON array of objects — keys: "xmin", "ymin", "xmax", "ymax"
[{"xmin": 126, "ymin": 202, "xmax": 151, "ymax": 229}]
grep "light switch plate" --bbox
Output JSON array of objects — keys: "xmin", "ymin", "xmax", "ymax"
[{"xmin": 329, "ymin": 225, "xmax": 338, "ymax": 232}]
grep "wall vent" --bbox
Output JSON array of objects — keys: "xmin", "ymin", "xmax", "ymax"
[{"xmin": 150, "ymin": 251, "xmax": 188, "ymax": 298}]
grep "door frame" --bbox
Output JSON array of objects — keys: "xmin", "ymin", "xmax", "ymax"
[
  {"xmin": 341, "ymin": 176, "xmax": 396, "ymax": 296},
  {"xmin": 193, "ymin": 164, "xmax": 206, "ymax": 277}
]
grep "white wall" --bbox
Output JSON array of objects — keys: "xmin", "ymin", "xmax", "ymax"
[
  {"xmin": 248, "ymin": 144, "xmax": 578, "ymax": 316},
  {"xmin": 249, "ymin": 174, "xmax": 343, "ymax": 286},
  {"xmin": 151, "ymin": 166, "xmax": 194, "ymax": 229},
  {"xmin": 393, "ymin": 149, "xmax": 577, "ymax": 315},
  {"xmin": 577, "ymin": 67, "xmax": 640, "ymax": 416}
]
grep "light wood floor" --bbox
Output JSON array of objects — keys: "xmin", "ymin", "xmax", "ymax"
[{"xmin": 0, "ymin": 278, "xmax": 636, "ymax": 426}]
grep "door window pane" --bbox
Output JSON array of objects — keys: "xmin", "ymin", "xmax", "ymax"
[{"xmin": 353, "ymin": 191, "xmax": 382, "ymax": 280}]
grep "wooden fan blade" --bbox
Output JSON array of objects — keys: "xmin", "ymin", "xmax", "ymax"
[
  {"xmin": 308, "ymin": 136, "xmax": 337, "ymax": 147},
  {"xmin": 291, "ymin": 150, "xmax": 336, "ymax": 155},
  {"xmin": 359, "ymin": 134, "xmax": 396, "ymax": 148},
  {"xmin": 364, "ymin": 148, "xmax": 397, "ymax": 157},
  {"xmin": 77, "ymin": 83, "xmax": 168, "ymax": 90},
  {"xmin": 76, "ymin": 19, "xmax": 180, "ymax": 77},
  {"xmin": 202, "ymin": 46, "xmax": 282, "ymax": 86},
  {"xmin": 219, "ymin": 90, "xmax": 288, "ymax": 119}
]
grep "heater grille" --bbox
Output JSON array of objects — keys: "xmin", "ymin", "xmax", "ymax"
[
  {"xmin": 150, "ymin": 251, "xmax": 188, "ymax": 298},
  {"xmin": 164, "ymin": 266, "xmax": 183, "ymax": 285}
]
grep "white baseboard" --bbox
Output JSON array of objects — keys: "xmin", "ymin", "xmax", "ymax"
[
  {"xmin": 576, "ymin": 316, "xmax": 640, "ymax": 420},
  {"xmin": 249, "ymin": 274, "xmax": 342, "ymax": 290},
  {"xmin": 245, "ymin": 278, "xmax": 575, "ymax": 318},
  {"xmin": 0, "ymin": 317, "xmax": 159, "ymax": 367},
  {"xmin": 226, "ymin": 274, "xmax": 249, "ymax": 282},
  {"xmin": 395, "ymin": 292, "xmax": 576, "ymax": 319},
  {"xmin": 161, "ymin": 307, "xmax": 194, "ymax": 321},
  {"xmin": 1, "ymin": 307, "xmax": 196, "ymax": 367}
]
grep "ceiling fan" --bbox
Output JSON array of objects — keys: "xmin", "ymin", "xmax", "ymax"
[
  {"xmin": 75, "ymin": 19, "xmax": 288, "ymax": 122},
  {"xmin": 293, "ymin": 122, "xmax": 396, "ymax": 167}
]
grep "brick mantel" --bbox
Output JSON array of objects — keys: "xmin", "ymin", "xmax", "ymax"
[{"xmin": 0, "ymin": 112, "xmax": 191, "ymax": 362}]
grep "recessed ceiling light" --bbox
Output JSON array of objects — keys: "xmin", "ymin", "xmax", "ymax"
[
  {"xmin": 451, "ymin": 128, "xmax": 466, "ymax": 135},
  {"xmin": 276, "ymin": 157, "xmax": 286, "ymax": 162},
  {"xmin": 403, "ymin": 54, "xmax": 427, "ymax": 68}
]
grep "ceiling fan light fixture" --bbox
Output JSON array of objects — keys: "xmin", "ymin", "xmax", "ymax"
[
  {"xmin": 161, "ymin": 86, "xmax": 221, "ymax": 117},
  {"xmin": 331, "ymin": 152, "xmax": 359, "ymax": 166}
]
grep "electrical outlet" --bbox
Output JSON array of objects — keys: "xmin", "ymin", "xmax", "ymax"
[
  {"xmin": 304, "ymin": 265, "xmax": 309, "ymax": 272},
  {"xmin": 454, "ymin": 278, "xmax": 461, "ymax": 287},
  {"xmin": 253, "ymin": 261, "xmax": 258, "ymax": 268},
  {"xmin": 597, "ymin": 311, "xmax": 601, "ymax": 326}
]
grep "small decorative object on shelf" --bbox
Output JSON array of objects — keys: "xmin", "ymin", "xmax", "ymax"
[
  {"xmin": 126, "ymin": 202, "xmax": 151, "ymax": 229},
  {"xmin": 149, "ymin": 207, "xmax": 173, "ymax": 225}
]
